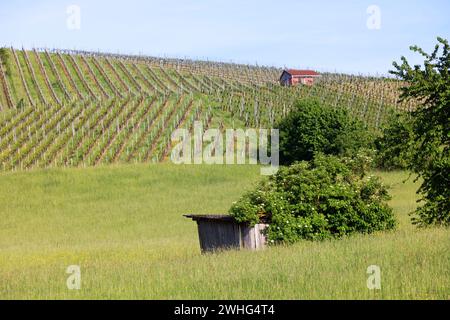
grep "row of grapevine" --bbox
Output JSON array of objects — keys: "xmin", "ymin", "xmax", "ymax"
[
  {"xmin": 92, "ymin": 56, "xmax": 125, "ymax": 97},
  {"xmin": 1, "ymin": 103, "xmax": 67, "ymax": 169},
  {"xmin": 143, "ymin": 65, "xmax": 174, "ymax": 94},
  {"xmin": 78, "ymin": 55, "xmax": 111, "ymax": 99},
  {"xmin": 173, "ymin": 68, "xmax": 200, "ymax": 93},
  {"xmin": 159, "ymin": 99, "xmax": 203, "ymax": 160},
  {"xmin": 108, "ymin": 96, "xmax": 158, "ymax": 163},
  {"xmin": 43, "ymin": 50, "xmax": 71, "ymax": 100},
  {"xmin": 17, "ymin": 102, "xmax": 88, "ymax": 169},
  {"xmin": 0, "ymin": 110, "xmax": 42, "ymax": 155},
  {"xmin": 21, "ymin": 49, "xmax": 48, "ymax": 105},
  {"xmin": 32, "ymin": 49, "xmax": 62, "ymax": 106},
  {"xmin": 86, "ymin": 97, "xmax": 142, "ymax": 166},
  {"xmin": 151, "ymin": 95, "xmax": 198, "ymax": 161},
  {"xmin": 105, "ymin": 59, "xmax": 136, "ymax": 94},
  {"xmin": 130, "ymin": 62, "xmax": 162, "ymax": 95},
  {"xmin": 141, "ymin": 94, "xmax": 184, "ymax": 161},
  {"xmin": 157, "ymin": 67, "xmax": 188, "ymax": 94},
  {"xmin": 55, "ymin": 52, "xmax": 85, "ymax": 100},
  {"xmin": 10, "ymin": 48, "xmax": 35, "ymax": 106},
  {"xmin": 116, "ymin": 59, "xmax": 143, "ymax": 93},
  {"xmin": 66, "ymin": 54, "xmax": 98, "ymax": 99},
  {"xmin": 39, "ymin": 100, "xmax": 93, "ymax": 168},
  {"xmin": 188, "ymin": 71, "xmax": 214, "ymax": 93},
  {"xmin": 123, "ymin": 94, "xmax": 172, "ymax": 162},
  {"xmin": 0, "ymin": 106, "xmax": 35, "ymax": 139},
  {"xmin": 0, "ymin": 56, "xmax": 15, "ymax": 109},
  {"xmin": 56, "ymin": 100, "xmax": 116, "ymax": 167}
]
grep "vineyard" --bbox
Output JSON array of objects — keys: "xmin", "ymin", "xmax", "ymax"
[{"xmin": 0, "ymin": 47, "xmax": 416, "ymax": 171}]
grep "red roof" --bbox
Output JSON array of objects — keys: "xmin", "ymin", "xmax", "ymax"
[{"xmin": 285, "ymin": 69, "xmax": 320, "ymax": 76}]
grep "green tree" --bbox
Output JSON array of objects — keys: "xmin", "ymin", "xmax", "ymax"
[
  {"xmin": 277, "ymin": 98, "xmax": 373, "ymax": 165},
  {"xmin": 390, "ymin": 37, "xmax": 450, "ymax": 226}
]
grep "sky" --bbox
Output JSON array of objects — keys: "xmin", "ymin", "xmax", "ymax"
[{"xmin": 1, "ymin": 0, "xmax": 449, "ymax": 75}]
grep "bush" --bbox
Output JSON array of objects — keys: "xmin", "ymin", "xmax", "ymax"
[
  {"xmin": 277, "ymin": 98, "xmax": 374, "ymax": 165},
  {"xmin": 375, "ymin": 112, "xmax": 416, "ymax": 170},
  {"xmin": 229, "ymin": 154, "xmax": 396, "ymax": 243}
]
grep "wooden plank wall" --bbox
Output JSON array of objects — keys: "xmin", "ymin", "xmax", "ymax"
[
  {"xmin": 197, "ymin": 220, "xmax": 241, "ymax": 252},
  {"xmin": 195, "ymin": 220, "xmax": 268, "ymax": 253}
]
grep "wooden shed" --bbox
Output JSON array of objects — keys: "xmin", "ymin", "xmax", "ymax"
[
  {"xmin": 184, "ymin": 214, "xmax": 268, "ymax": 253},
  {"xmin": 280, "ymin": 69, "xmax": 321, "ymax": 86}
]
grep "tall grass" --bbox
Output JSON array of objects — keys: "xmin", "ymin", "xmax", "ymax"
[{"xmin": 0, "ymin": 164, "xmax": 448, "ymax": 299}]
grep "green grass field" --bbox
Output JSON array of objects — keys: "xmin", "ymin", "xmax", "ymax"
[{"xmin": 0, "ymin": 164, "xmax": 448, "ymax": 299}]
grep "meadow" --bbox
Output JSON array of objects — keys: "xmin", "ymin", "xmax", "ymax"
[{"xmin": 0, "ymin": 164, "xmax": 448, "ymax": 299}]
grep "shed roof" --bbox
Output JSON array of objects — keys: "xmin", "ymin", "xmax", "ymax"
[
  {"xmin": 184, "ymin": 214, "xmax": 269, "ymax": 224},
  {"xmin": 184, "ymin": 214, "xmax": 236, "ymax": 222}
]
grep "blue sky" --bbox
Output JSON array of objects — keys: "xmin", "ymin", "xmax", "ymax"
[{"xmin": 1, "ymin": 0, "xmax": 449, "ymax": 74}]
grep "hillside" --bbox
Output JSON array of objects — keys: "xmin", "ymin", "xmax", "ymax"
[{"xmin": 0, "ymin": 48, "xmax": 417, "ymax": 171}]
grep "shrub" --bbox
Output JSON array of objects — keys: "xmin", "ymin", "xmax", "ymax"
[
  {"xmin": 277, "ymin": 98, "xmax": 374, "ymax": 165},
  {"xmin": 229, "ymin": 154, "xmax": 396, "ymax": 243}
]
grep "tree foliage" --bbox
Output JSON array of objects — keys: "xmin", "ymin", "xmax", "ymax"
[
  {"xmin": 277, "ymin": 98, "xmax": 374, "ymax": 165},
  {"xmin": 375, "ymin": 111, "xmax": 416, "ymax": 170},
  {"xmin": 390, "ymin": 37, "xmax": 450, "ymax": 226}
]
